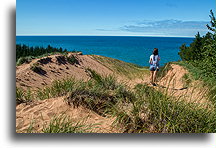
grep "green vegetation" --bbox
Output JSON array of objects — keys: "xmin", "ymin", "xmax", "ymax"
[
  {"xmin": 16, "ymin": 87, "xmax": 32, "ymax": 104},
  {"xmin": 17, "ymin": 70, "xmax": 215, "ymax": 133},
  {"xmin": 66, "ymin": 55, "xmax": 79, "ymax": 65},
  {"xmin": 42, "ymin": 115, "xmax": 97, "ymax": 133},
  {"xmin": 16, "ymin": 44, "xmax": 68, "ymax": 62},
  {"xmin": 26, "ymin": 114, "xmax": 98, "ymax": 133},
  {"xmin": 92, "ymin": 55, "xmax": 148, "ymax": 79},
  {"xmin": 178, "ymin": 10, "xmax": 216, "ymax": 80},
  {"xmin": 178, "ymin": 10, "xmax": 216, "ymax": 103},
  {"xmin": 157, "ymin": 62, "xmax": 172, "ymax": 79},
  {"xmin": 134, "ymin": 84, "xmax": 215, "ymax": 133},
  {"xmin": 30, "ymin": 62, "xmax": 46, "ymax": 75}
]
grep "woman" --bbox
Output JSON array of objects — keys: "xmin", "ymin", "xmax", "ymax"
[{"xmin": 149, "ymin": 48, "xmax": 160, "ymax": 86}]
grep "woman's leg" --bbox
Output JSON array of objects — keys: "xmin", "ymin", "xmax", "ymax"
[
  {"xmin": 153, "ymin": 70, "xmax": 158, "ymax": 84},
  {"xmin": 150, "ymin": 71, "xmax": 154, "ymax": 83}
]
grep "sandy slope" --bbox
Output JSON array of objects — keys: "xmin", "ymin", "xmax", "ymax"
[
  {"xmin": 16, "ymin": 53, "xmax": 146, "ymax": 133},
  {"xmin": 158, "ymin": 64, "xmax": 210, "ymax": 106},
  {"xmin": 16, "ymin": 97, "xmax": 119, "ymax": 133},
  {"xmin": 16, "ymin": 54, "xmax": 211, "ymax": 133},
  {"xmin": 16, "ymin": 53, "xmax": 113, "ymax": 90}
]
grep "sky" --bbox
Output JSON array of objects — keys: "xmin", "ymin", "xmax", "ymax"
[{"xmin": 16, "ymin": 0, "xmax": 215, "ymax": 37}]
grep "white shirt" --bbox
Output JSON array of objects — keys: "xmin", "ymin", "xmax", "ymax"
[{"xmin": 149, "ymin": 55, "xmax": 160, "ymax": 65}]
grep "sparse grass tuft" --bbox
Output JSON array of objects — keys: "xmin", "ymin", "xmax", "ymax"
[
  {"xmin": 157, "ymin": 62, "xmax": 172, "ymax": 80},
  {"xmin": 42, "ymin": 115, "xmax": 97, "ymax": 133},
  {"xmin": 66, "ymin": 55, "xmax": 79, "ymax": 65},
  {"xmin": 182, "ymin": 73, "xmax": 192, "ymax": 87},
  {"xmin": 17, "ymin": 56, "xmax": 34, "ymax": 66},
  {"xmin": 16, "ymin": 87, "xmax": 32, "ymax": 104},
  {"xmin": 30, "ymin": 62, "xmax": 46, "ymax": 75}
]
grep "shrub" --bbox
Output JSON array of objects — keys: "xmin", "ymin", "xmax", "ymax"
[
  {"xmin": 30, "ymin": 63, "xmax": 46, "ymax": 75},
  {"xmin": 16, "ymin": 87, "xmax": 32, "ymax": 104},
  {"xmin": 17, "ymin": 56, "xmax": 34, "ymax": 66},
  {"xmin": 66, "ymin": 55, "xmax": 79, "ymax": 65}
]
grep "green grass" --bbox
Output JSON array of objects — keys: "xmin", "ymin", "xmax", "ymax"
[
  {"xmin": 17, "ymin": 69, "xmax": 216, "ymax": 133},
  {"xmin": 175, "ymin": 61, "xmax": 216, "ymax": 103},
  {"xmin": 30, "ymin": 62, "xmax": 44, "ymax": 73},
  {"xmin": 26, "ymin": 114, "xmax": 98, "ymax": 133},
  {"xmin": 134, "ymin": 84, "xmax": 215, "ymax": 133},
  {"xmin": 157, "ymin": 62, "xmax": 172, "ymax": 80},
  {"xmin": 16, "ymin": 87, "xmax": 32, "ymax": 104},
  {"xmin": 42, "ymin": 115, "xmax": 98, "ymax": 133},
  {"xmin": 16, "ymin": 56, "xmax": 35, "ymax": 66},
  {"xmin": 91, "ymin": 55, "xmax": 149, "ymax": 79},
  {"xmin": 175, "ymin": 61, "xmax": 216, "ymax": 87},
  {"xmin": 66, "ymin": 55, "xmax": 79, "ymax": 65}
]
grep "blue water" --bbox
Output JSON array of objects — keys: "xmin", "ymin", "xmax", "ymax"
[{"xmin": 16, "ymin": 36, "xmax": 194, "ymax": 66}]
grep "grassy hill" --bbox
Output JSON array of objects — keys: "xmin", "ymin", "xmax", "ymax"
[{"xmin": 16, "ymin": 52, "xmax": 215, "ymax": 133}]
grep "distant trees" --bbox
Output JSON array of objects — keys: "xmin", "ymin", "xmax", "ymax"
[
  {"xmin": 178, "ymin": 10, "xmax": 216, "ymax": 78},
  {"xmin": 16, "ymin": 44, "xmax": 68, "ymax": 61}
]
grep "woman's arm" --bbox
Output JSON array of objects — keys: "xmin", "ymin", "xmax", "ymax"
[{"xmin": 149, "ymin": 58, "xmax": 152, "ymax": 64}]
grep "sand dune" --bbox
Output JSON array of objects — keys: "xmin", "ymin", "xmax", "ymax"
[{"xmin": 16, "ymin": 53, "xmax": 211, "ymax": 133}]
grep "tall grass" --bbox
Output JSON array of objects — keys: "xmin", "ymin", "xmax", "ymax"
[
  {"xmin": 26, "ymin": 114, "xmax": 98, "ymax": 133},
  {"xmin": 17, "ymin": 69, "xmax": 216, "ymax": 133},
  {"xmin": 175, "ymin": 61, "xmax": 216, "ymax": 103},
  {"xmin": 134, "ymin": 84, "xmax": 215, "ymax": 133},
  {"xmin": 42, "ymin": 115, "xmax": 97, "ymax": 133}
]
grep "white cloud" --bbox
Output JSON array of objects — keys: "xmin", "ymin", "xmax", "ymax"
[{"xmin": 119, "ymin": 20, "xmax": 209, "ymax": 37}]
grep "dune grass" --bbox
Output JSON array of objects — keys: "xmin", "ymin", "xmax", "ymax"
[
  {"xmin": 91, "ymin": 55, "xmax": 149, "ymax": 79},
  {"xmin": 26, "ymin": 114, "xmax": 98, "ymax": 133},
  {"xmin": 17, "ymin": 69, "xmax": 215, "ymax": 133}
]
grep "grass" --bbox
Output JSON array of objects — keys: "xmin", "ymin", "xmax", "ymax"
[
  {"xmin": 157, "ymin": 62, "xmax": 172, "ymax": 80},
  {"xmin": 16, "ymin": 56, "xmax": 35, "ymax": 66},
  {"xmin": 42, "ymin": 115, "xmax": 98, "ymax": 133},
  {"xmin": 66, "ymin": 55, "xmax": 79, "ymax": 65},
  {"xmin": 91, "ymin": 55, "xmax": 149, "ymax": 79},
  {"xmin": 175, "ymin": 61, "xmax": 216, "ymax": 103},
  {"xmin": 16, "ymin": 87, "xmax": 32, "ymax": 104},
  {"xmin": 26, "ymin": 114, "xmax": 98, "ymax": 133},
  {"xmin": 182, "ymin": 73, "xmax": 192, "ymax": 87},
  {"xmin": 175, "ymin": 61, "xmax": 216, "ymax": 87},
  {"xmin": 134, "ymin": 84, "xmax": 215, "ymax": 133},
  {"xmin": 30, "ymin": 62, "xmax": 46, "ymax": 75},
  {"xmin": 16, "ymin": 51, "xmax": 79, "ymax": 66},
  {"xmin": 16, "ymin": 68, "xmax": 216, "ymax": 133}
]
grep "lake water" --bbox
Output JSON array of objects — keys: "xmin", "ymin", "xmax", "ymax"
[{"xmin": 16, "ymin": 36, "xmax": 194, "ymax": 66}]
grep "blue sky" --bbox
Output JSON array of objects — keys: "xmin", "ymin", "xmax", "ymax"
[{"xmin": 16, "ymin": 0, "xmax": 215, "ymax": 37}]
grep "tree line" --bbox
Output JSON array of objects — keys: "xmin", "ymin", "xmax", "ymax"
[
  {"xmin": 16, "ymin": 44, "xmax": 68, "ymax": 61},
  {"xmin": 178, "ymin": 10, "xmax": 216, "ymax": 79}
]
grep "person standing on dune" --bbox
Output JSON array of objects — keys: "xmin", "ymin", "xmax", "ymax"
[{"xmin": 149, "ymin": 48, "xmax": 160, "ymax": 86}]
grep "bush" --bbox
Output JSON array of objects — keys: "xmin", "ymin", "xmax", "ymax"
[
  {"xmin": 178, "ymin": 10, "xmax": 216, "ymax": 79},
  {"xmin": 16, "ymin": 87, "xmax": 32, "ymax": 104},
  {"xmin": 66, "ymin": 55, "xmax": 79, "ymax": 65},
  {"xmin": 30, "ymin": 63, "xmax": 46, "ymax": 75},
  {"xmin": 17, "ymin": 56, "xmax": 34, "ymax": 66}
]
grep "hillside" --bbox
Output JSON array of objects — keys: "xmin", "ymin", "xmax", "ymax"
[{"xmin": 16, "ymin": 53, "xmax": 215, "ymax": 133}]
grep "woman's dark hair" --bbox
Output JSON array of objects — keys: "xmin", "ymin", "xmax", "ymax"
[{"xmin": 153, "ymin": 48, "xmax": 158, "ymax": 55}]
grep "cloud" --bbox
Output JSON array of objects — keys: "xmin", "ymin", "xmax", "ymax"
[{"xmin": 119, "ymin": 20, "xmax": 209, "ymax": 36}]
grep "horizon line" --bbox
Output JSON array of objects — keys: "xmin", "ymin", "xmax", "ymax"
[{"xmin": 16, "ymin": 34, "xmax": 195, "ymax": 38}]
